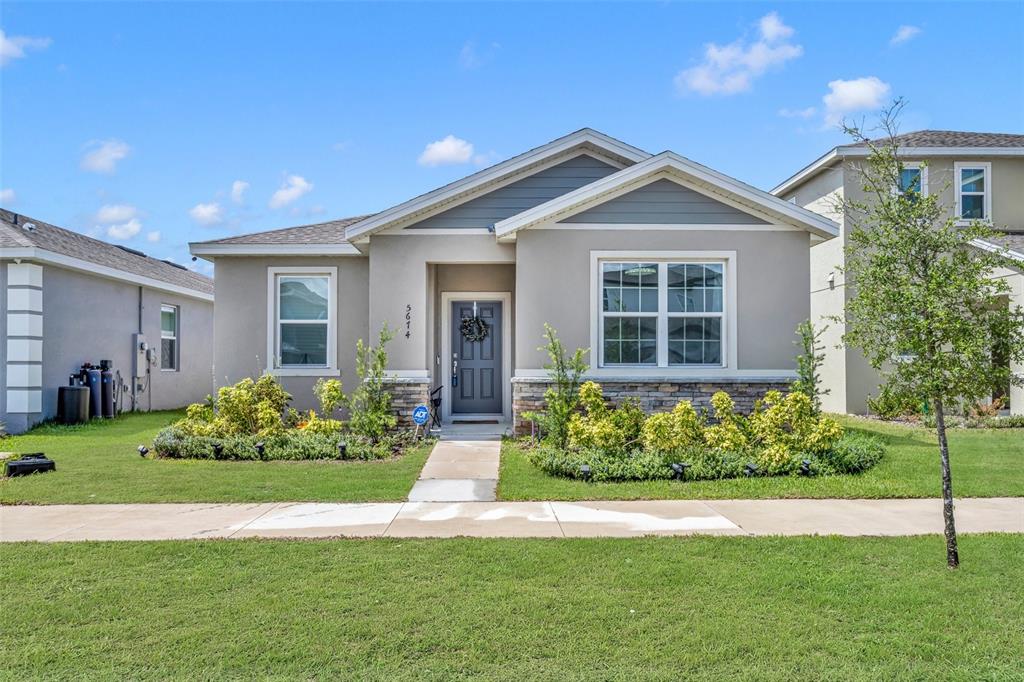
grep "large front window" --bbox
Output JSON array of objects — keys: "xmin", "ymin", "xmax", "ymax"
[
  {"xmin": 600, "ymin": 260, "xmax": 726, "ymax": 367},
  {"xmin": 269, "ymin": 267, "xmax": 336, "ymax": 370}
]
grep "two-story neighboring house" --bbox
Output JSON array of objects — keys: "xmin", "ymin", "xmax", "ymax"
[{"xmin": 774, "ymin": 131, "xmax": 1024, "ymax": 416}]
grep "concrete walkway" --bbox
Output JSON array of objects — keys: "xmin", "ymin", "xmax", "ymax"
[
  {"xmin": 3, "ymin": 498, "xmax": 1021, "ymax": 542},
  {"xmin": 406, "ymin": 422, "xmax": 507, "ymax": 502}
]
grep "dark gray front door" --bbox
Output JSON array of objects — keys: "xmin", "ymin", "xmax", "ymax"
[{"xmin": 451, "ymin": 300, "xmax": 502, "ymax": 414}]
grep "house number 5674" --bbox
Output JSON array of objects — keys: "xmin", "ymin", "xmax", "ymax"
[{"xmin": 405, "ymin": 305, "xmax": 412, "ymax": 339}]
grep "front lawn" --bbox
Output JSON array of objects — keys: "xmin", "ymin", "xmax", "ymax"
[
  {"xmin": 499, "ymin": 417, "xmax": 1024, "ymax": 500},
  {"xmin": 2, "ymin": 535, "xmax": 1021, "ymax": 680},
  {"xmin": 0, "ymin": 411, "xmax": 431, "ymax": 504}
]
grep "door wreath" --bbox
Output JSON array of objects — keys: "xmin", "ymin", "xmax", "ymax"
[{"xmin": 460, "ymin": 315, "xmax": 490, "ymax": 342}]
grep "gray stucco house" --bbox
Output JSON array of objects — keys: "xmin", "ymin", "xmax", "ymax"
[
  {"xmin": 190, "ymin": 129, "xmax": 838, "ymax": 432},
  {"xmin": 774, "ymin": 130, "xmax": 1024, "ymax": 416},
  {"xmin": 0, "ymin": 209, "xmax": 215, "ymax": 434}
]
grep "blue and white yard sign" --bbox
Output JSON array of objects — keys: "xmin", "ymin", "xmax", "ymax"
[{"xmin": 412, "ymin": 405, "xmax": 430, "ymax": 426}]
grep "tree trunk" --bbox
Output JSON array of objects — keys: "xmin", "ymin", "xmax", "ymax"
[{"xmin": 933, "ymin": 396, "xmax": 960, "ymax": 568}]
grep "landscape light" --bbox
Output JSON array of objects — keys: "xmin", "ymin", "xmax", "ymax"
[
  {"xmin": 338, "ymin": 441, "xmax": 348, "ymax": 458},
  {"xmin": 799, "ymin": 459, "xmax": 812, "ymax": 476},
  {"xmin": 744, "ymin": 462, "xmax": 758, "ymax": 477},
  {"xmin": 213, "ymin": 443, "xmax": 224, "ymax": 458},
  {"xmin": 137, "ymin": 445, "xmax": 148, "ymax": 457},
  {"xmin": 670, "ymin": 462, "xmax": 691, "ymax": 480},
  {"xmin": 580, "ymin": 464, "xmax": 592, "ymax": 481},
  {"xmin": 255, "ymin": 441, "xmax": 265, "ymax": 458}
]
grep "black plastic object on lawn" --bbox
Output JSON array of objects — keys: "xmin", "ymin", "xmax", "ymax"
[{"xmin": 5, "ymin": 453, "xmax": 56, "ymax": 477}]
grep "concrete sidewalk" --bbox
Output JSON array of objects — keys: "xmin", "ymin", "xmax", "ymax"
[{"xmin": 2, "ymin": 497, "xmax": 1021, "ymax": 542}]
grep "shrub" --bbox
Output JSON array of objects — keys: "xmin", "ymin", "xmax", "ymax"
[
  {"xmin": 792, "ymin": 320, "xmax": 829, "ymax": 414},
  {"xmin": 172, "ymin": 375, "xmax": 292, "ymax": 438},
  {"xmin": 641, "ymin": 400, "xmax": 705, "ymax": 453},
  {"xmin": 153, "ymin": 426, "xmax": 402, "ymax": 461},
  {"xmin": 526, "ymin": 446, "xmax": 673, "ymax": 482},
  {"xmin": 567, "ymin": 383, "xmax": 644, "ymax": 452},
  {"xmin": 345, "ymin": 325, "xmax": 398, "ymax": 443},
  {"xmin": 747, "ymin": 391, "xmax": 844, "ymax": 473},
  {"xmin": 703, "ymin": 392, "xmax": 749, "ymax": 452},
  {"xmin": 812, "ymin": 432, "xmax": 885, "ymax": 474},
  {"xmin": 533, "ymin": 324, "xmax": 589, "ymax": 450},
  {"xmin": 313, "ymin": 378, "xmax": 345, "ymax": 417},
  {"xmin": 867, "ymin": 385, "xmax": 922, "ymax": 420}
]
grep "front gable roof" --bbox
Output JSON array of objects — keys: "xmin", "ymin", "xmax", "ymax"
[
  {"xmin": 343, "ymin": 128, "xmax": 650, "ymax": 242},
  {"xmin": 493, "ymin": 152, "xmax": 840, "ymax": 240}
]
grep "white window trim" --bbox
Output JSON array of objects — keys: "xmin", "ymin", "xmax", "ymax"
[
  {"xmin": 954, "ymin": 161, "xmax": 992, "ymax": 224},
  {"xmin": 266, "ymin": 266, "xmax": 338, "ymax": 377},
  {"xmin": 160, "ymin": 304, "xmax": 179, "ymax": 372},
  {"xmin": 898, "ymin": 162, "xmax": 929, "ymax": 196},
  {"xmin": 589, "ymin": 250, "xmax": 738, "ymax": 376}
]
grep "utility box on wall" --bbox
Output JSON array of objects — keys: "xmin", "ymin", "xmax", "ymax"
[{"xmin": 132, "ymin": 333, "xmax": 148, "ymax": 382}]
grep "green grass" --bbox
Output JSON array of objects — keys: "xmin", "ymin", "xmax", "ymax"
[
  {"xmin": 499, "ymin": 417, "xmax": 1024, "ymax": 500},
  {"xmin": 2, "ymin": 535, "xmax": 1021, "ymax": 680},
  {"xmin": 0, "ymin": 411, "xmax": 431, "ymax": 504}
]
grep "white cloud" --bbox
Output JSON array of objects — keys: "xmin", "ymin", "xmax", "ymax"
[
  {"xmin": 269, "ymin": 175, "xmax": 313, "ymax": 209},
  {"xmin": 675, "ymin": 12, "xmax": 803, "ymax": 96},
  {"xmin": 458, "ymin": 40, "xmax": 499, "ymax": 70},
  {"xmin": 230, "ymin": 180, "xmax": 249, "ymax": 204},
  {"xmin": 106, "ymin": 218, "xmax": 142, "ymax": 240},
  {"xmin": 890, "ymin": 25, "xmax": 921, "ymax": 46},
  {"xmin": 0, "ymin": 30, "xmax": 52, "ymax": 67},
  {"xmin": 778, "ymin": 106, "xmax": 817, "ymax": 119},
  {"xmin": 146, "ymin": 230, "xmax": 161, "ymax": 243},
  {"xmin": 95, "ymin": 203, "xmax": 138, "ymax": 224},
  {"xmin": 823, "ymin": 76, "xmax": 891, "ymax": 127},
  {"xmin": 80, "ymin": 139, "xmax": 131, "ymax": 174},
  {"xmin": 0, "ymin": 188, "xmax": 15, "ymax": 204},
  {"xmin": 189, "ymin": 202, "xmax": 224, "ymax": 226},
  {"xmin": 418, "ymin": 135, "xmax": 475, "ymax": 166}
]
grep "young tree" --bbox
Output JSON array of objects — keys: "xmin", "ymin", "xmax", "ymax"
[
  {"xmin": 836, "ymin": 100, "xmax": 1024, "ymax": 568},
  {"xmin": 792, "ymin": 320, "xmax": 829, "ymax": 415}
]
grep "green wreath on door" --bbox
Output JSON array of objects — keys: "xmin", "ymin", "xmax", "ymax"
[{"xmin": 460, "ymin": 315, "xmax": 490, "ymax": 342}]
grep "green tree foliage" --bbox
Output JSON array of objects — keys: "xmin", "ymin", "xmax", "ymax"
[
  {"xmin": 836, "ymin": 100, "xmax": 1024, "ymax": 567},
  {"xmin": 345, "ymin": 325, "xmax": 399, "ymax": 443},
  {"xmin": 793, "ymin": 320, "xmax": 829, "ymax": 415},
  {"xmin": 535, "ymin": 324, "xmax": 589, "ymax": 450}
]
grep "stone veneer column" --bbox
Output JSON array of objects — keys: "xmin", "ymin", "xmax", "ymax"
[
  {"xmin": 382, "ymin": 378, "xmax": 431, "ymax": 427},
  {"xmin": 6, "ymin": 263, "xmax": 44, "ymax": 433}
]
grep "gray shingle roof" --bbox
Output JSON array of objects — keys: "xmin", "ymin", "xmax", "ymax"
[
  {"xmin": 853, "ymin": 130, "xmax": 1024, "ymax": 148},
  {"xmin": 0, "ymin": 208, "xmax": 214, "ymax": 295},
  {"xmin": 192, "ymin": 215, "xmax": 372, "ymax": 245}
]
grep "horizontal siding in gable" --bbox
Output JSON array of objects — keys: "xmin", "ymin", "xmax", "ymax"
[
  {"xmin": 560, "ymin": 178, "xmax": 768, "ymax": 225},
  {"xmin": 407, "ymin": 154, "xmax": 618, "ymax": 230}
]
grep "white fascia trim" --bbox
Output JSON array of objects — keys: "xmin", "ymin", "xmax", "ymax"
[
  {"xmin": 970, "ymin": 238, "xmax": 1024, "ymax": 264},
  {"xmin": 343, "ymin": 129, "xmax": 651, "ymax": 241},
  {"xmin": 190, "ymin": 243, "xmax": 362, "ymax": 259},
  {"xmin": 495, "ymin": 152, "xmax": 840, "ymax": 240},
  {"xmin": 772, "ymin": 145, "xmax": 1024, "ymax": 197},
  {"xmin": 538, "ymin": 223, "xmax": 801, "ymax": 232},
  {"xmin": 0, "ymin": 246, "xmax": 214, "ymax": 302}
]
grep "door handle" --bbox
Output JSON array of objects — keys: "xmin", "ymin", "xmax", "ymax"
[{"xmin": 451, "ymin": 354, "xmax": 458, "ymax": 387}]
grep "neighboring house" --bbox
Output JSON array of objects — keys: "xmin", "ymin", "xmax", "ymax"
[
  {"xmin": 774, "ymin": 130, "xmax": 1024, "ymax": 416},
  {"xmin": 190, "ymin": 129, "xmax": 838, "ymax": 432},
  {"xmin": 0, "ymin": 209, "xmax": 215, "ymax": 434}
]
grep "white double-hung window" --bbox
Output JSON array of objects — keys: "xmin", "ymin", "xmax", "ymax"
[
  {"xmin": 268, "ymin": 266, "xmax": 337, "ymax": 373},
  {"xmin": 954, "ymin": 162, "xmax": 991, "ymax": 222},
  {"xmin": 597, "ymin": 254, "xmax": 732, "ymax": 369}
]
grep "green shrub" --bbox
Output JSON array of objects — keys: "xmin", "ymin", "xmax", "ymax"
[
  {"xmin": 526, "ymin": 446, "xmax": 673, "ymax": 482},
  {"xmin": 152, "ymin": 426, "xmax": 403, "ymax": 461},
  {"xmin": 812, "ymin": 432, "xmax": 885, "ymax": 474},
  {"xmin": 313, "ymin": 378, "xmax": 345, "ymax": 417},
  {"xmin": 174, "ymin": 375, "xmax": 292, "ymax": 438},
  {"xmin": 641, "ymin": 400, "xmax": 705, "ymax": 453},
  {"xmin": 345, "ymin": 325, "xmax": 399, "ymax": 443},
  {"xmin": 533, "ymin": 324, "xmax": 589, "ymax": 450},
  {"xmin": 867, "ymin": 385, "xmax": 922, "ymax": 420},
  {"xmin": 567, "ymin": 383, "xmax": 644, "ymax": 452}
]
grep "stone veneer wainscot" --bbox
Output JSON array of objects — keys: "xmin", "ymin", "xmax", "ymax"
[
  {"xmin": 381, "ymin": 378, "xmax": 431, "ymax": 427},
  {"xmin": 511, "ymin": 378, "xmax": 791, "ymax": 435}
]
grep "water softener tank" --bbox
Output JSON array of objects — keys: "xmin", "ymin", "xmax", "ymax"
[
  {"xmin": 86, "ymin": 368, "xmax": 102, "ymax": 418},
  {"xmin": 101, "ymin": 368, "xmax": 114, "ymax": 418}
]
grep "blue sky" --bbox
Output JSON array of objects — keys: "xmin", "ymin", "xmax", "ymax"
[{"xmin": 3, "ymin": 2, "xmax": 1023, "ymax": 274}]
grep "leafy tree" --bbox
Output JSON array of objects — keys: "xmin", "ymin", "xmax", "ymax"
[
  {"xmin": 344, "ymin": 325, "xmax": 398, "ymax": 443},
  {"xmin": 792, "ymin": 320, "xmax": 829, "ymax": 415},
  {"xmin": 836, "ymin": 100, "xmax": 1024, "ymax": 568},
  {"xmin": 536, "ymin": 324, "xmax": 589, "ymax": 450}
]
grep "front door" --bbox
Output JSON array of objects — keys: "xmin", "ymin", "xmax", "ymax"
[{"xmin": 451, "ymin": 300, "xmax": 502, "ymax": 415}]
